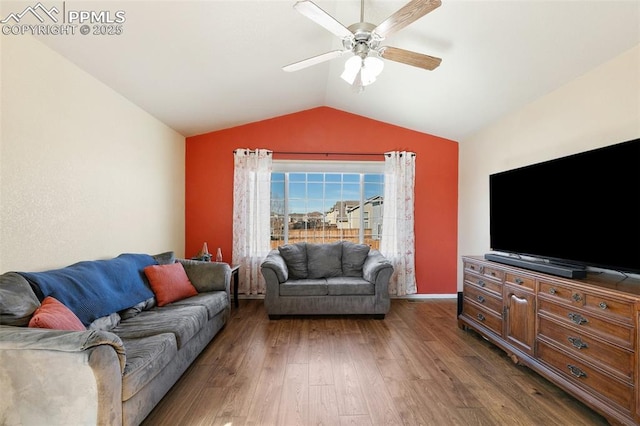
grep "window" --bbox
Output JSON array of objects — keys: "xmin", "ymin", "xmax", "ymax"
[{"xmin": 270, "ymin": 161, "xmax": 384, "ymax": 249}]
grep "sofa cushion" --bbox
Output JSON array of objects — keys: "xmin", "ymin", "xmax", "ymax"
[
  {"xmin": 121, "ymin": 333, "xmax": 178, "ymax": 401},
  {"xmin": 171, "ymin": 292, "xmax": 228, "ymax": 319},
  {"xmin": 0, "ymin": 272, "xmax": 40, "ymax": 326},
  {"xmin": 341, "ymin": 242, "xmax": 371, "ymax": 277},
  {"xmin": 280, "ymin": 279, "xmax": 328, "ymax": 296},
  {"xmin": 326, "ymin": 277, "xmax": 375, "ymax": 295},
  {"xmin": 152, "ymin": 251, "xmax": 176, "ymax": 265},
  {"xmin": 28, "ymin": 297, "xmax": 86, "ymax": 331},
  {"xmin": 307, "ymin": 242, "xmax": 343, "ymax": 279},
  {"xmin": 144, "ymin": 263, "xmax": 198, "ymax": 307},
  {"xmin": 278, "ymin": 243, "xmax": 308, "ymax": 279},
  {"xmin": 112, "ymin": 304, "xmax": 208, "ymax": 349},
  {"xmin": 179, "ymin": 260, "xmax": 229, "ymax": 292}
]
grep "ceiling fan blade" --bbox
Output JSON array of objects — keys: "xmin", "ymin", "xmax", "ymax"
[
  {"xmin": 293, "ymin": 0, "xmax": 353, "ymax": 39},
  {"xmin": 283, "ymin": 50, "xmax": 347, "ymax": 72},
  {"xmin": 380, "ymin": 46, "xmax": 442, "ymax": 70},
  {"xmin": 373, "ymin": 0, "xmax": 442, "ymax": 39}
]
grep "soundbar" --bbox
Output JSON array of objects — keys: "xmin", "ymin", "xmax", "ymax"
[{"xmin": 484, "ymin": 254, "xmax": 587, "ymax": 279}]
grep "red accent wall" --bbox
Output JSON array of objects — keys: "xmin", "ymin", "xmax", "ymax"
[{"xmin": 185, "ymin": 106, "xmax": 458, "ymax": 294}]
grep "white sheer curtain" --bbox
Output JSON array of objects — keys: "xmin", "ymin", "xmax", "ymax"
[
  {"xmin": 232, "ymin": 149, "xmax": 272, "ymax": 295},
  {"xmin": 380, "ymin": 151, "xmax": 417, "ymax": 296}
]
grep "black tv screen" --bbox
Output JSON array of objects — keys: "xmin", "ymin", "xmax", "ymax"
[{"xmin": 489, "ymin": 138, "xmax": 640, "ymax": 274}]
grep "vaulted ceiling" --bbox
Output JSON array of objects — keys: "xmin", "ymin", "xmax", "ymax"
[{"xmin": 15, "ymin": 0, "xmax": 640, "ymax": 141}]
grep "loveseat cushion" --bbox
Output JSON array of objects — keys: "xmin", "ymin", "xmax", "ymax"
[
  {"xmin": 307, "ymin": 242, "xmax": 343, "ymax": 279},
  {"xmin": 326, "ymin": 277, "xmax": 375, "ymax": 295},
  {"xmin": 280, "ymin": 279, "xmax": 328, "ymax": 296},
  {"xmin": 341, "ymin": 242, "xmax": 371, "ymax": 277},
  {"xmin": 0, "ymin": 272, "xmax": 40, "ymax": 326},
  {"xmin": 278, "ymin": 243, "xmax": 308, "ymax": 279},
  {"xmin": 112, "ymin": 304, "xmax": 208, "ymax": 349},
  {"xmin": 121, "ymin": 333, "xmax": 177, "ymax": 401}
]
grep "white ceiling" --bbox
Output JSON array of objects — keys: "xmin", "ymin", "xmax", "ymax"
[{"xmin": 15, "ymin": 0, "xmax": 640, "ymax": 140}]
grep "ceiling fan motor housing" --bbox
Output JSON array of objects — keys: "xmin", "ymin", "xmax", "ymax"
[{"xmin": 344, "ymin": 22, "xmax": 381, "ymax": 58}]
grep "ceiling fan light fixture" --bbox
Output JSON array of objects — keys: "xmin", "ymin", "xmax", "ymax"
[{"xmin": 340, "ymin": 55, "xmax": 363, "ymax": 85}]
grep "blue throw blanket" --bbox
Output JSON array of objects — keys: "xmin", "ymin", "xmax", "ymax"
[{"xmin": 20, "ymin": 254, "xmax": 156, "ymax": 326}]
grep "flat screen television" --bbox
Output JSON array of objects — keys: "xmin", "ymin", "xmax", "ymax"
[{"xmin": 488, "ymin": 138, "xmax": 640, "ymax": 277}]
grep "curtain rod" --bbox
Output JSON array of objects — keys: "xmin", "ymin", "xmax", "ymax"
[{"xmin": 234, "ymin": 150, "xmax": 415, "ymax": 157}]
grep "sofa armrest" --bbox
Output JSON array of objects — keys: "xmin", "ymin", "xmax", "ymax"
[
  {"xmin": 260, "ymin": 250, "xmax": 289, "ymax": 283},
  {"xmin": 178, "ymin": 259, "xmax": 231, "ymax": 294},
  {"xmin": 0, "ymin": 326, "xmax": 124, "ymax": 425},
  {"xmin": 363, "ymin": 250, "xmax": 394, "ymax": 285}
]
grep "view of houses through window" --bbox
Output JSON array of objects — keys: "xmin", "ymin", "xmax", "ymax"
[{"xmin": 270, "ymin": 171, "xmax": 384, "ymax": 249}]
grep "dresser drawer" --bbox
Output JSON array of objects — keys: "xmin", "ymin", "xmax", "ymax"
[
  {"xmin": 464, "ymin": 273, "xmax": 502, "ymax": 297},
  {"xmin": 538, "ymin": 299, "xmax": 634, "ymax": 349},
  {"xmin": 505, "ymin": 272, "xmax": 535, "ymax": 291},
  {"xmin": 538, "ymin": 316, "xmax": 633, "ymax": 382},
  {"xmin": 464, "ymin": 283, "xmax": 502, "ymax": 316},
  {"xmin": 538, "ymin": 280, "xmax": 584, "ymax": 306},
  {"xmin": 464, "ymin": 261, "xmax": 505, "ymax": 281},
  {"xmin": 583, "ymin": 294, "xmax": 634, "ymax": 324},
  {"xmin": 538, "ymin": 341, "xmax": 633, "ymax": 413},
  {"xmin": 462, "ymin": 301, "xmax": 502, "ymax": 336}
]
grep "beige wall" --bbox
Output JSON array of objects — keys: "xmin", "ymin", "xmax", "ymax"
[
  {"xmin": 458, "ymin": 44, "xmax": 640, "ymax": 290},
  {"xmin": 0, "ymin": 35, "xmax": 185, "ymax": 272}
]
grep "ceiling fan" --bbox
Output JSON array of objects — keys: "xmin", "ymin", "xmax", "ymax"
[{"xmin": 283, "ymin": 0, "xmax": 442, "ymax": 90}]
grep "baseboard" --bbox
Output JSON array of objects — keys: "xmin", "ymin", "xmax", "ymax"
[{"xmin": 391, "ymin": 294, "xmax": 457, "ymax": 300}]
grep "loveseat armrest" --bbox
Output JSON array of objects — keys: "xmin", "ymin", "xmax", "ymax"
[
  {"xmin": 363, "ymin": 250, "xmax": 394, "ymax": 285},
  {"xmin": 178, "ymin": 259, "xmax": 231, "ymax": 294},
  {"xmin": 260, "ymin": 250, "xmax": 289, "ymax": 283},
  {"xmin": 0, "ymin": 326, "xmax": 125, "ymax": 425}
]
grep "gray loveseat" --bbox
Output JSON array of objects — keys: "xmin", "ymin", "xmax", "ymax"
[
  {"xmin": 0, "ymin": 252, "xmax": 230, "ymax": 426},
  {"xmin": 261, "ymin": 241, "xmax": 393, "ymax": 319}
]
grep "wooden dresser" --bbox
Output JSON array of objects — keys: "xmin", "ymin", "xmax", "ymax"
[{"xmin": 458, "ymin": 255, "xmax": 640, "ymax": 425}]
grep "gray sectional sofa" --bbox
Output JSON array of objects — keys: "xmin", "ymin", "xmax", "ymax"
[
  {"xmin": 261, "ymin": 241, "xmax": 393, "ymax": 319},
  {"xmin": 0, "ymin": 252, "xmax": 231, "ymax": 426}
]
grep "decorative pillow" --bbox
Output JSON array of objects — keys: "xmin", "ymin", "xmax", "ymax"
[
  {"xmin": 307, "ymin": 242, "xmax": 343, "ymax": 279},
  {"xmin": 144, "ymin": 262, "xmax": 198, "ymax": 307},
  {"xmin": 278, "ymin": 243, "xmax": 308, "ymax": 279},
  {"xmin": 28, "ymin": 297, "xmax": 86, "ymax": 331},
  {"xmin": 341, "ymin": 241, "xmax": 371, "ymax": 277}
]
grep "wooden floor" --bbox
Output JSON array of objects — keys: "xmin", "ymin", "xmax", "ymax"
[{"xmin": 141, "ymin": 299, "xmax": 609, "ymax": 426}]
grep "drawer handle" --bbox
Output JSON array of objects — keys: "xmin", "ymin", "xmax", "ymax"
[
  {"xmin": 489, "ymin": 271, "xmax": 496, "ymax": 277},
  {"xmin": 476, "ymin": 295, "xmax": 485, "ymax": 303},
  {"xmin": 572, "ymin": 293, "xmax": 583, "ymax": 302},
  {"xmin": 477, "ymin": 313, "xmax": 486, "ymax": 322},
  {"xmin": 515, "ymin": 278, "xmax": 524, "ymax": 285},
  {"xmin": 567, "ymin": 364, "xmax": 587, "ymax": 379},
  {"xmin": 598, "ymin": 302, "xmax": 608, "ymax": 310},
  {"xmin": 568, "ymin": 337, "xmax": 588, "ymax": 349},
  {"xmin": 548, "ymin": 288, "xmax": 557, "ymax": 295},
  {"xmin": 479, "ymin": 266, "xmax": 485, "ymax": 274},
  {"xmin": 478, "ymin": 280, "xmax": 485, "ymax": 287},
  {"xmin": 568, "ymin": 313, "xmax": 588, "ymax": 325}
]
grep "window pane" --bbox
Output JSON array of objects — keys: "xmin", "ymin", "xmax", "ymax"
[{"xmin": 269, "ymin": 169, "xmax": 383, "ymax": 249}]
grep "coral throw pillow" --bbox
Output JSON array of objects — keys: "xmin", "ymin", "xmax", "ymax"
[
  {"xmin": 144, "ymin": 262, "xmax": 198, "ymax": 307},
  {"xmin": 29, "ymin": 296, "xmax": 86, "ymax": 331}
]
